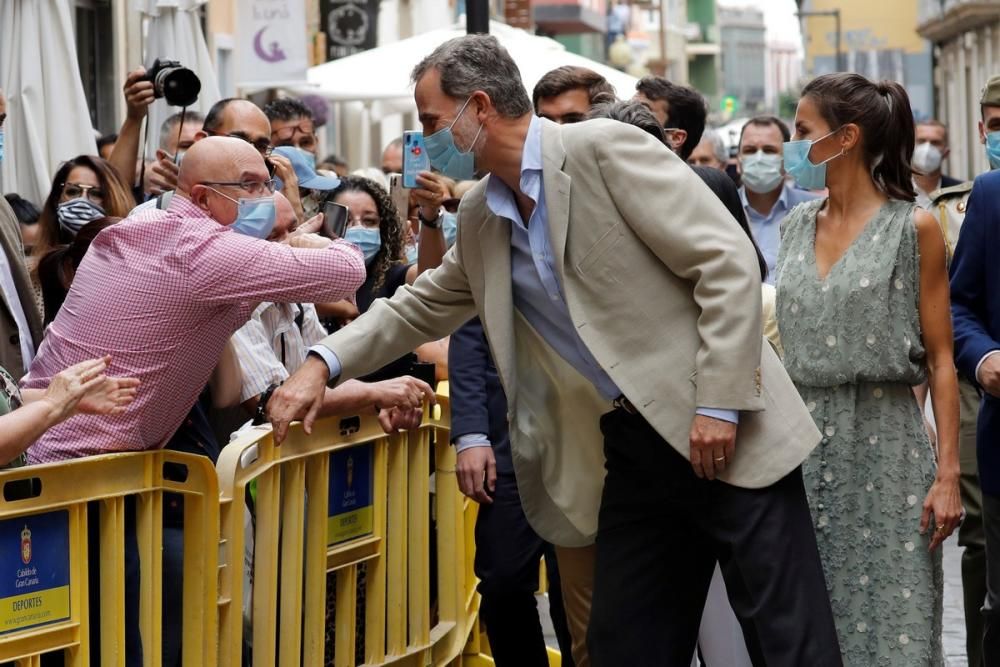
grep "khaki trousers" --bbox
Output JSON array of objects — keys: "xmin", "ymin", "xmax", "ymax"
[{"xmin": 554, "ymin": 545, "xmax": 596, "ymax": 667}]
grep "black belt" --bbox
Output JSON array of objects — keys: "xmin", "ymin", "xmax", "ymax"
[{"xmin": 613, "ymin": 395, "xmax": 639, "ymax": 414}]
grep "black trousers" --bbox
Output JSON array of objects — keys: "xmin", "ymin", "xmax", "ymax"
[
  {"xmin": 587, "ymin": 408, "xmax": 842, "ymax": 667},
  {"xmin": 981, "ymin": 492, "xmax": 1000, "ymax": 663},
  {"xmin": 475, "ymin": 472, "xmax": 575, "ymax": 667}
]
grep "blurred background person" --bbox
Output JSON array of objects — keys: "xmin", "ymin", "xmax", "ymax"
[
  {"xmin": 264, "ymin": 97, "xmax": 318, "ymax": 158},
  {"xmin": 737, "ymin": 116, "xmax": 818, "ymax": 285},
  {"xmin": 145, "ymin": 111, "xmax": 205, "ymax": 198},
  {"xmin": 271, "ymin": 144, "xmax": 341, "ymax": 219},
  {"xmin": 688, "ymin": 129, "xmax": 728, "ymax": 171},
  {"xmin": 3, "ymin": 193, "xmax": 41, "ymax": 254},
  {"xmin": 912, "ymin": 119, "xmax": 959, "ymax": 210},
  {"xmin": 0, "ymin": 196, "xmax": 43, "ymax": 381},
  {"xmin": 532, "ymin": 65, "xmax": 616, "ymax": 125},
  {"xmin": 381, "ymin": 138, "xmax": 403, "ymax": 175},
  {"xmin": 32, "ymin": 155, "xmax": 135, "ymax": 275},
  {"xmin": 318, "ymin": 154, "xmax": 349, "ymax": 177},
  {"xmin": 97, "ymin": 134, "xmax": 117, "ymax": 161},
  {"xmin": 632, "ymin": 76, "xmax": 707, "ymax": 160}
]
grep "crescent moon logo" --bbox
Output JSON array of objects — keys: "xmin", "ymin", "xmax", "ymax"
[{"xmin": 253, "ymin": 26, "xmax": 287, "ymax": 64}]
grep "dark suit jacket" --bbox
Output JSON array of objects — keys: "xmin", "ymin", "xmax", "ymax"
[
  {"xmin": 0, "ymin": 197, "xmax": 43, "ymax": 378},
  {"xmin": 950, "ymin": 170, "xmax": 1000, "ymax": 495},
  {"xmin": 448, "ymin": 317, "xmax": 513, "ymax": 474},
  {"xmin": 941, "ymin": 174, "xmax": 962, "ymax": 189}
]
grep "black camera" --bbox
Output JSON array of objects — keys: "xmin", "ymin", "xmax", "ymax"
[{"xmin": 143, "ymin": 59, "xmax": 201, "ymax": 107}]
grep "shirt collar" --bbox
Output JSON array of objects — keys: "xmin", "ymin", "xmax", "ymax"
[
  {"xmin": 740, "ymin": 181, "xmax": 792, "ymax": 217},
  {"xmin": 166, "ymin": 193, "xmax": 212, "ymax": 219},
  {"xmin": 485, "ymin": 115, "xmax": 544, "ymax": 218}
]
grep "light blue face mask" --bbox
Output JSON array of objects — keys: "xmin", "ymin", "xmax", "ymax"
[
  {"xmin": 209, "ymin": 188, "xmax": 277, "ymax": 239},
  {"xmin": 405, "ymin": 243, "xmax": 418, "ymax": 264},
  {"xmin": 424, "ymin": 97, "xmax": 484, "ymax": 181},
  {"xmin": 782, "ymin": 128, "xmax": 844, "ymax": 191},
  {"xmin": 986, "ymin": 131, "xmax": 1000, "ymax": 170},
  {"xmin": 0, "ymin": 129, "xmax": 5, "ymax": 164},
  {"xmin": 442, "ymin": 212, "xmax": 458, "ymax": 249},
  {"xmin": 344, "ymin": 226, "xmax": 382, "ymax": 263}
]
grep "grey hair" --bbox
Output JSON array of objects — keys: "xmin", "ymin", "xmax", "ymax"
[
  {"xmin": 587, "ymin": 100, "xmax": 667, "ymax": 146},
  {"xmin": 701, "ymin": 129, "xmax": 729, "ymax": 164},
  {"xmin": 158, "ymin": 110, "xmax": 205, "ymax": 151},
  {"xmin": 411, "ymin": 35, "xmax": 532, "ymax": 118}
]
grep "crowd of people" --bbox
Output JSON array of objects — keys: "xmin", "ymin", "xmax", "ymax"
[{"xmin": 0, "ymin": 29, "xmax": 998, "ymax": 667}]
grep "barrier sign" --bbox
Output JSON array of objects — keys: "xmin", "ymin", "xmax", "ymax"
[
  {"xmin": 327, "ymin": 444, "xmax": 374, "ymax": 546},
  {"xmin": 0, "ymin": 511, "xmax": 70, "ymax": 634}
]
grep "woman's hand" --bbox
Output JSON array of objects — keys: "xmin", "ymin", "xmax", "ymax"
[
  {"xmin": 42, "ymin": 356, "xmax": 139, "ymax": 422},
  {"xmin": 921, "ymin": 474, "xmax": 963, "ymax": 551}
]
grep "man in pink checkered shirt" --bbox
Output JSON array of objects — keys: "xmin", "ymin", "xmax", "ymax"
[{"xmin": 23, "ymin": 137, "xmax": 366, "ymax": 463}]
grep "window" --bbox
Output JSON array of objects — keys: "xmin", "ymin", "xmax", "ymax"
[{"xmin": 74, "ymin": 0, "xmax": 116, "ymax": 134}]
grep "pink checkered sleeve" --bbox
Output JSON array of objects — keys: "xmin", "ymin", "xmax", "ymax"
[{"xmin": 183, "ymin": 229, "xmax": 366, "ymax": 305}]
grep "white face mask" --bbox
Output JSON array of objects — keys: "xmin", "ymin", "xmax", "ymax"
[
  {"xmin": 912, "ymin": 141, "xmax": 943, "ymax": 174},
  {"xmin": 740, "ymin": 151, "xmax": 784, "ymax": 194}
]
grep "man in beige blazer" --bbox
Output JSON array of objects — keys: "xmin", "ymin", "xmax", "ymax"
[{"xmin": 270, "ymin": 35, "xmax": 841, "ymax": 667}]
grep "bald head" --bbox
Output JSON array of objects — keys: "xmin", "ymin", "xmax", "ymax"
[
  {"xmin": 179, "ymin": 136, "xmax": 268, "ymax": 194},
  {"xmin": 269, "ymin": 192, "xmax": 297, "ymax": 241},
  {"xmin": 197, "ymin": 99, "xmax": 272, "ymax": 156}
]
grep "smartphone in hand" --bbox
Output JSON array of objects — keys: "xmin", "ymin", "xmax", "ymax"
[
  {"xmin": 388, "ymin": 173, "xmax": 409, "ymax": 228},
  {"xmin": 321, "ymin": 202, "xmax": 350, "ymax": 239},
  {"xmin": 402, "ymin": 131, "xmax": 429, "ymax": 189}
]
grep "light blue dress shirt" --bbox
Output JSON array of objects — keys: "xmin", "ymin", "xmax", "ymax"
[
  {"xmin": 313, "ymin": 115, "xmax": 736, "ymax": 426},
  {"xmin": 740, "ymin": 182, "xmax": 819, "ymax": 285}
]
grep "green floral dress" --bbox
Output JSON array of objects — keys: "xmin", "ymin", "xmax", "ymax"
[
  {"xmin": 0, "ymin": 367, "xmax": 27, "ymax": 469},
  {"xmin": 775, "ymin": 198, "xmax": 943, "ymax": 666}
]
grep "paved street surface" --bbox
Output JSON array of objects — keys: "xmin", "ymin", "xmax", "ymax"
[{"xmin": 540, "ymin": 535, "xmax": 971, "ymax": 665}]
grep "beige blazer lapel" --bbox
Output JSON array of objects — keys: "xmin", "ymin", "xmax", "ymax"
[
  {"xmin": 540, "ymin": 120, "xmax": 572, "ymax": 280},
  {"xmin": 476, "ymin": 212, "xmax": 518, "ymax": 399}
]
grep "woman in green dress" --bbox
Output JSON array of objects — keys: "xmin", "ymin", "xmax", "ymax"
[
  {"xmin": 0, "ymin": 355, "xmax": 138, "ymax": 468},
  {"xmin": 774, "ymin": 73, "xmax": 962, "ymax": 665}
]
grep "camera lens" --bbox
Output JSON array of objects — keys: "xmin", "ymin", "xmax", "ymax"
[{"xmin": 155, "ymin": 66, "xmax": 201, "ymax": 107}]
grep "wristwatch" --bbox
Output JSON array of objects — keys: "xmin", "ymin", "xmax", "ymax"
[{"xmin": 418, "ymin": 208, "xmax": 442, "ymax": 229}]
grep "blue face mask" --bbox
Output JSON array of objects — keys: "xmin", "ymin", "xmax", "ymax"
[
  {"xmin": 442, "ymin": 212, "xmax": 458, "ymax": 249},
  {"xmin": 986, "ymin": 131, "xmax": 1000, "ymax": 170},
  {"xmin": 424, "ymin": 97, "xmax": 484, "ymax": 181},
  {"xmin": 405, "ymin": 243, "xmax": 418, "ymax": 264},
  {"xmin": 344, "ymin": 226, "xmax": 382, "ymax": 263},
  {"xmin": 209, "ymin": 188, "xmax": 277, "ymax": 239},
  {"xmin": 0, "ymin": 129, "xmax": 5, "ymax": 164},
  {"xmin": 782, "ymin": 128, "xmax": 844, "ymax": 191}
]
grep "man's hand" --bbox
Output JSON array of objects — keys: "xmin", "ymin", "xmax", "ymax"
[
  {"xmin": 377, "ymin": 406, "xmax": 423, "ymax": 433},
  {"xmin": 979, "ymin": 354, "xmax": 1000, "ymax": 397},
  {"xmin": 688, "ymin": 414, "xmax": 737, "ymax": 480},
  {"xmin": 412, "ymin": 171, "xmax": 451, "ymax": 221},
  {"xmin": 147, "ymin": 153, "xmax": 179, "ymax": 195},
  {"xmin": 456, "ymin": 446, "xmax": 496, "ymax": 504},
  {"xmin": 270, "ymin": 154, "xmax": 304, "ymax": 220},
  {"xmin": 287, "ymin": 231, "xmax": 332, "ymax": 250},
  {"xmin": 267, "ymin": 355, "xmax": 330, "ymax": 443},
  {"xmin": 367, "ymin": 376, "xmax": 436, "ymax": 412},
  {"xmin": 123, "ymin": 68, "xmax": 155, "ymax": 123}
]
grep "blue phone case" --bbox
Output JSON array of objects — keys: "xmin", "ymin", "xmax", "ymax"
[{"xmin": 402, "ymin": 131, "xmax": 430, "ymax": 189}]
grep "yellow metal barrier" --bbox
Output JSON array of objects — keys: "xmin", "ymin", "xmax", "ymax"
[
  {"xmin": 215, "ymin": 391, "xmax": 492, "ymax": 667},
  {"xmin": 0, "ymin": 450, "xmax": 219, "ymax": 666}
]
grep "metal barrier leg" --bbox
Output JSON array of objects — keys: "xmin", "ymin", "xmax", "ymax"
[{"xmin": 302, "ymin": 457, "xmax": 329, "ymax": 666}]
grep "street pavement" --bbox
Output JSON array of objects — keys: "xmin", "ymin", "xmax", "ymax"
[{"xmin": 540, "ymin": 534, "xmax": 971, "ymax": 665}]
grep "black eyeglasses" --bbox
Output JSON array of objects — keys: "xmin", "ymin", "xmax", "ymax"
[
  {"xmin": 201, "ymin": 179, "xmax": 277, "ymax": 197},
  {"xmin": 206, "ymin": 130, "xmax": 273, "ymax": 157}
]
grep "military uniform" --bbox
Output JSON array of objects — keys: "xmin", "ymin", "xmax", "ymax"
[{"xmin": 931, "ymin": 177, "xmax": 985, "ymax": 667}]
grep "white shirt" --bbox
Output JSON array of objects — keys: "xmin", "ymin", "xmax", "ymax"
[{"xmin": 0, "ymin": 250, "xmax": 34, "ymax": 368}]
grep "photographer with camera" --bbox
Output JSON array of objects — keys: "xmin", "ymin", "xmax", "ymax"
[{"xmin": 110, "ymin": 63, "xmax": 305, "ymax": 219}]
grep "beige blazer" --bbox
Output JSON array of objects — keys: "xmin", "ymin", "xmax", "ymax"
[
  {"xmin": 0, "ymin": 197, "xmax": 42, "ymax": 378},
  {"xmin": 320, "ymin": 118, "xmax": 820, "ymax": 544}
]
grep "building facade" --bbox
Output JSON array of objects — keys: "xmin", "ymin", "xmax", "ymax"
[
  {"xmin": 918, "ymin": 0, "xmax": 1000, "ymax": 182},
  {"xmin": 766, "ymin": 40, "xmax": 803, "ymax": 113},
  {"xmin": 799, "ymin": 0, "xmax": 934, "ymax": 120},
  {"xmin": 718, "ymin": 5, "xmax": 766, "ymax": 113}
]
